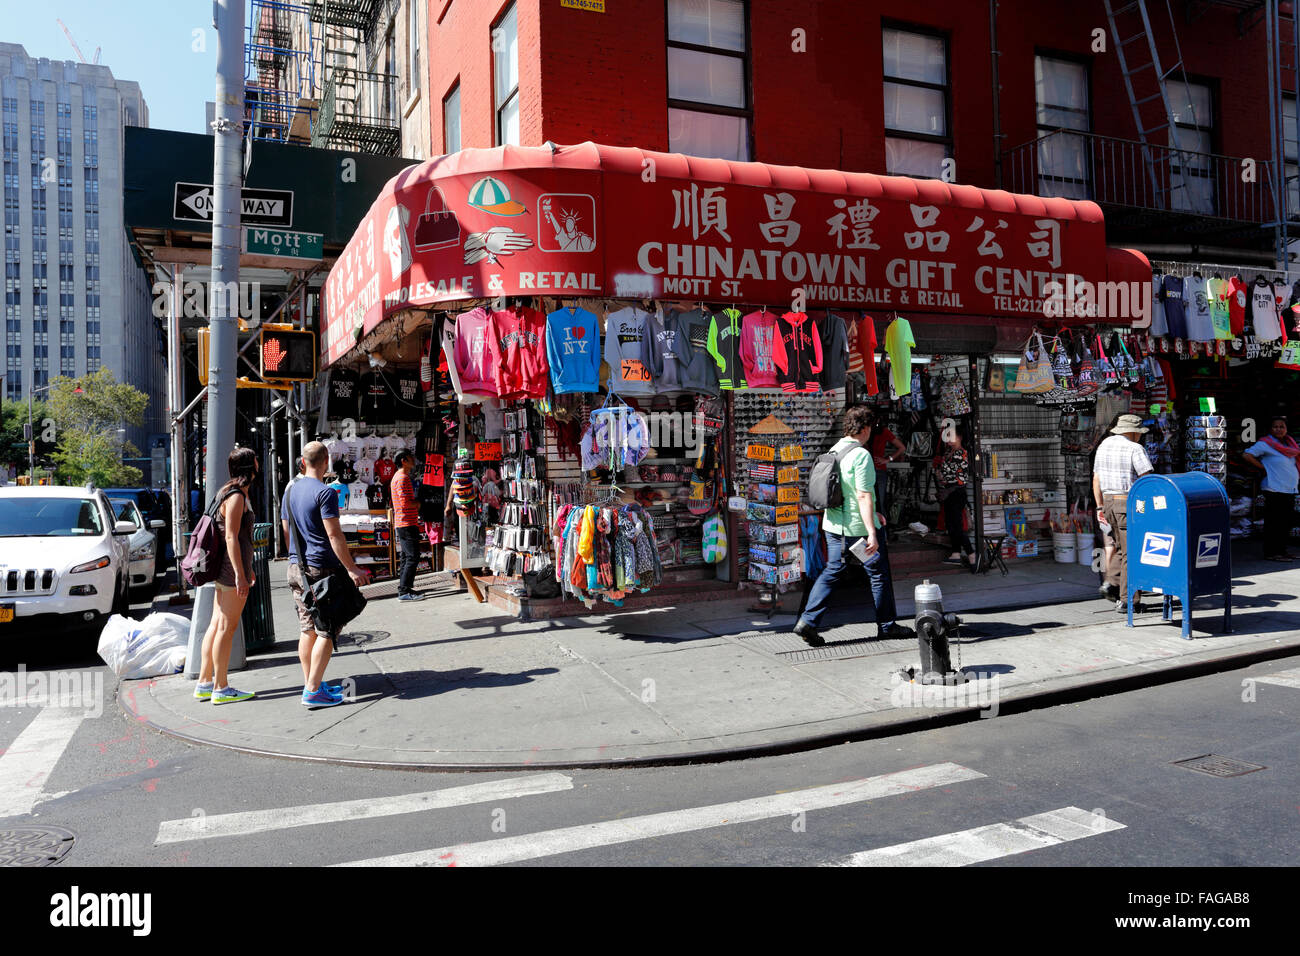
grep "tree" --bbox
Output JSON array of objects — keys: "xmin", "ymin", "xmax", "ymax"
[
  {"xmin": 0, "ymin": 396, "xmax": 48, "ymax": 473},
  {"xmin": 45, "ymin": 368, "xmax": 150, "ymax": 487}
]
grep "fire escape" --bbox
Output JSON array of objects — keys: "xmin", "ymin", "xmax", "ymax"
[
  {"xmin": 1004, "ymin": 0, "xmax": 1296, "ymax": 264},
  {"xmin": 244, "ymin": 0, "xmax": 318, "ymax": 146},
  {"xmin": 309, "ymin": 0, "xmax": 401, "ymax": 156}
]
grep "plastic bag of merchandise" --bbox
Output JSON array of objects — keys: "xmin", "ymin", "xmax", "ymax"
[{"xmin": 97, "ymin": 612, "xmax": 190, "ymax": 679}]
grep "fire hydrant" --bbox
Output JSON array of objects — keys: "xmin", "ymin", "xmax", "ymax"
[{"xmin": 900, "ymin": 579, "xmax": 965, "ymax": 685}]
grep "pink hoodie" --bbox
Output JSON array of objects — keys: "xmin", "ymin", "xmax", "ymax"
[
  {"xmin": 453, "ymin": 307, "xmax": 500, "ymax": 397},
  {"xmin": 740, "ymin": 310, "xmax": 779, "ymax": 388}
]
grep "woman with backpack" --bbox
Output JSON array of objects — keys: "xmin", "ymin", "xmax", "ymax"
[{"xmin": 194, "ymin": 447, "xmax": 260, "ymax": 705}]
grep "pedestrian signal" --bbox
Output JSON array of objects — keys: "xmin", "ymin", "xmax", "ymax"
[{"xmin": 259, "ymin": 327, "xmax": 316, "ymax": 382}]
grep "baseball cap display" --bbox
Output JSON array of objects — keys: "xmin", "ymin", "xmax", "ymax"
[{"xmin": 467, "ymin": 177, "xmax": 527, "ymax": 216}]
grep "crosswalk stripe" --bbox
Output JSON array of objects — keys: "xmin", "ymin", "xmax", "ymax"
[
  {"xmin": 154, "ymin": 772, "xmax": 574, "ymax": 844},
  {"xmin": 0, "ymin": 708, "xmax": 87, "ymax": 818},
  {"xmin": 1253, "ymin": 667, "xmax": 1300, "ymax": 689},
  {"xmin": 333, "ymin": 762, "xmax": 986, "ymax": 868},
  {"xmin": 828, "ymin": 806, "xmax": 1125, "ymax": 867}
]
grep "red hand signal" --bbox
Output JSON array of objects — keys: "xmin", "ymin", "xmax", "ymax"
[{"xmin": 263, "ymin": 337, "xmax": 288, "ymax": 372}]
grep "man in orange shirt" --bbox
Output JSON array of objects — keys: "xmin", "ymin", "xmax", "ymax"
[{"xmin": 390, "ymin": 451, "xmax": 425, "ymax": 601}]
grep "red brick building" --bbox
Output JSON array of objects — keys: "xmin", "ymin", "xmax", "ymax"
[{"xmin": 427, "ymin": 0, "xmax": 1290, "ymax": 259}]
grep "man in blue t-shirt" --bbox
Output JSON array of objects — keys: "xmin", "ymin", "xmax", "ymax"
[{"xmin": 282, "ymin": 441, "xmax": 371, "ymax": 708}]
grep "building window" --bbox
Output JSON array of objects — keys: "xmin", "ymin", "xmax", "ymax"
[
  {"xmin": 1169, "ymin": 81, "xmax": 1214, "ymax": 215},
  {"xmin": 408, "ymin": 0, "xmax": 422, "ymax": 98},
  {"xmin": 444, "ymin": 83, "xmax": 461, "ymax": 154},
  {"xmin": 882, "ymin": 26, "xmax": 950, "ymax": 178},
  {"xmin": 1035, "ymin": 55, "xmax": 1091, "ymax": 200},
  {"xmin": 1285, "ymin": 93, "xmax": 1298, "ymax": 218},
  {"xmin": 492, "ymin": 4, "xmax": 519, "ymax": 146},
  {"xmin": 666, "ymin": 0, "xmax": 750, "ymax": 162}
]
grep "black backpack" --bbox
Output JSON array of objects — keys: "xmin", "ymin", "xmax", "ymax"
[{"xmin": 807, "ymin": 441, "xmax": 861, "ymax": 511}]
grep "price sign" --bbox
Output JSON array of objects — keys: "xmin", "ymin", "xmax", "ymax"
[
  {"xmin": 776, "ymin": 465, "xmax": 800, "ymax": 484},
  {"xmin": 474, "ymin": 442, "xmax": 502, "ymax": 461},
  {"xmin": 621, "ymin": 359, "xmax": 651, "ymax": 382},
  {"xmin": 775, "ymin": 504, "xmax": 799, "ymax": 524},
  {"xmin": 423, "ymin": 453, "xmax": 445, "ymax": 486},
  {"xmin": 779, "ymin": 445, "xmax": 804, "ymax": 462},
  {"xmin": 746, "ymin": 444, "xmax": 775, "ymax": 461},
  {"xmin": 776, "ymin": 486, "xmax": 801, "ymax": 503}
]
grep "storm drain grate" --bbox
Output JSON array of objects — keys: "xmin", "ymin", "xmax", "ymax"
[
  {"xmin": 0, "ymin": 826, "xmax": 75, "ymax": 867},
  {"xmin": 1172, "ymin": 754, "xmax": 1267, "ymax": 778}
]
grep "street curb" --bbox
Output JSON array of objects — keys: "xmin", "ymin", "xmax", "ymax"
[{"xmin": 120, "ymin": 635, "xmax": 1300, "ymax": 772}]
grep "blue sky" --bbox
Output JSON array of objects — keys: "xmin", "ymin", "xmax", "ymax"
[{"xmin": 3, "ymin": 0, "xmax": 223, "ymax": 134}]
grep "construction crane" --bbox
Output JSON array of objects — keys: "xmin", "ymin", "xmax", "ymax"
[{"xmin": 56, "ymin": 19, "xmax": 100, "ymax": 64}]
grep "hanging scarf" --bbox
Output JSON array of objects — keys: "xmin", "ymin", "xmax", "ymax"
[{"xmin": 1262, "ymin": 434, "xmax": 1300, "ymax": 481}]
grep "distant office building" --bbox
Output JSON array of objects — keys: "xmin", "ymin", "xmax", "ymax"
[{"xmin": 1, "ymin": 43, "xmax": 165, "ymax": 477}]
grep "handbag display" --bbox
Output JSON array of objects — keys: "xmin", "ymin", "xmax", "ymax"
[
  {"xmin": 287, "ymin": 498, "xmax": 367, "ymax": 636},
  {"xmin": 1050, "ymin": 334, "xmax": 1075, "ymax": 390},
  {"xmin": 413, "ymin": 185, "xmax": 459, "ymax": 249},
  {"xmin": 1013, "ymin": 331, "xmax": 1055, "ymax": 393},
  {"xmin": 984, "ymin": 359, "xmax": 1005, "ymax": 393},
  {"xmin": 905, "ymin": 429, "xmax": 934, "ymax": 459},
  {"xmin": 939, "ymin": 376, "xmax": 972, "ymax": 416}
]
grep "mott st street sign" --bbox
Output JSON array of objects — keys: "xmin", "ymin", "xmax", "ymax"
[
  {"xmin": 241, "ymin": 227, "xmax": 323, "ymax": 260},
  {"xmin": 173, "ymin": 182, "xmax": 294, "ymax": 226}
]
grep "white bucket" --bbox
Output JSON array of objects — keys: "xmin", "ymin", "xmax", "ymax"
[
  {"xmin": 1052, "ymin": 531, "xmax": 1077, "ymax": 564},
  {"xmin": 1076, "ymin": 531, "xmax": 1094, "ymax": 566}
]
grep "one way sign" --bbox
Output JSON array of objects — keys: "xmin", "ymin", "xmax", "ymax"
[
  {"xmin": 1140, "ymin": 532, "xmax": 1175, "ymax": 568},
  {"xmin": 173, "ymin": 182, "xmax": 294, "ymax": 227}
]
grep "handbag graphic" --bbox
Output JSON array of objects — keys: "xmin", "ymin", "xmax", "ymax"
[{"xmin": 414, "ymin": 185, "xmax": 460, "ymax": 249}]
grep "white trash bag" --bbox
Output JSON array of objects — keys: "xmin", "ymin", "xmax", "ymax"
[{"xmin": 97, "ymin": 612, "xmax": 190, "ymax": 680}]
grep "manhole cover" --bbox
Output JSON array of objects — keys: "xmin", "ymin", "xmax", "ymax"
[
  {"xmin": 1172, "ymin": 754, "xmax": 1266, "ymax": 777},
  {"xmin": 0, "ymin": 826, "xmax": 76, "ymax": 867}
]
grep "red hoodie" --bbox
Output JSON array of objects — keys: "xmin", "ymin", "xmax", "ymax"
[
  {"xmin": 772, "ymin": 311, "xmax": 823, "ymax": 393},
  {"xmin": 492, "ymin": 306, "xmax": 550, "ymax": 400}
]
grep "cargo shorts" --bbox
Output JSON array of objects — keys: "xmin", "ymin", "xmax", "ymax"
[{"xmin": 287, "ymin": 562, "xmax": 341, "ymax": 641}]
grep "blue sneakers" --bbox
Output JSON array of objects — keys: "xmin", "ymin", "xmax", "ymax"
[
  {"xmin": 211, "ymin": 686, "xmax": 256, "ymax": 704},
  {"xmin": 302, "ymin": 685, "xmax": 344, "ymax": 708},
  {"xmin": 194, "ymin": 681, "xmax": 214, "ymax": 701}
]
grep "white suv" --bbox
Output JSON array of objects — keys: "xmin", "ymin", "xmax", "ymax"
[{"xmin": 0, "ymin": 484, "xmax": 135, "ymax": 633}]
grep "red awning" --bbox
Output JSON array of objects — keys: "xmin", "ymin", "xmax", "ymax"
[{"xmin": 323, "ymin": 142, "xmax": 1147, "ymax": 367}]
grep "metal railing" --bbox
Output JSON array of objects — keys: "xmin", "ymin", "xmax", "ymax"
[
  {"xmin": 1004, "ymin": 129, "xmax": 1282, "ymax": 225},
  {"xmin": 244, "ymin": 84, "xmax": 318, "ymax": 145},
  {"xmin": 312, "ymin": 67, "xmax": 400, "ymax": 155}
]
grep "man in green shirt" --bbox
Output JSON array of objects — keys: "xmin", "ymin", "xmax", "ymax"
[{"xmin": 795, "ymin": 405, "xmax": 913, "ymax": 646}]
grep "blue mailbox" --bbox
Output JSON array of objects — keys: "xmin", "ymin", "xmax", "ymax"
[{"xmin": 1126, "ymin": 473, "xmax": 1231, "ymax": 638}]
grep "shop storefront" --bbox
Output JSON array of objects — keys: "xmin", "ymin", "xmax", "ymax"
[{"xmin": 319, "ymin": 142, "xmax": 1152, "ymax": 615}]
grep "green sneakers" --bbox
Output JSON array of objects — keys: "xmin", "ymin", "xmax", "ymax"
[{"xmin": 211, "ymin": 686, "xmax": 256, "ymax": 704}]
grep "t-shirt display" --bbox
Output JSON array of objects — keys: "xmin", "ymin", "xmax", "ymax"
[
  {"xmin": 346, "ymin": 481, "xmax": 370, "ymax": 512},
  {"xmin": 1207, "ymin": 278, "xmax": 1232, "ymax": 339},
  {"xmin": 355, "ymin": 456, "xmax": 376, "ymax": 483},
  {"xmin": 327, "ymin": 480, "xmax": 348, "ymax": 511},
  {"xmin": 392, "ymin": 370, "xmax": 423, "ymax": 416},
  {"xmin": 547, "ymin": 306, "xmax": 601, "ymax": 394},
  {"xmin": 1250, "ymin": 277, "xmax": 1283, "ymax": 341},
  {"xmin": 327, "ymin": 367, "xmax": 360, "ymax": 422},
  {"xmin": 374, "ymin": 457, "xmax": 396, "ymax": 484},
  {"xmin": 884, "ymin": 317, "xmax": 916, "ymax": 398},
  {"xmin": 1161, "ymin": 274, "xmax": 1188, "ymax": 340},
  {"xmin": 359, "ymin": 371, "xmax": 396, "ymax": 424},
  {"xmin": 365, "ymin": 482, "xmax": 388, "ymax": 510},
  {"xmin": 1227, "ymin": 276, "xmax": 1250, "ymax": 335},
  {"xmin": 1183, "ymin": 275, "xmax": 1214, "ymax": 342},
  {"xmin": 1150, "ymin": 274, "xmax": 1169, "ymax": 337},
  {"xmin": 603, "ymin": 306, "xmax": 656, "ymax": 396}
]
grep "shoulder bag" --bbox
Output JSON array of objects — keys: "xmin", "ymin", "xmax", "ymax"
[{"xmin": 286, "ymin": 492, "xmax": 367, "ymax": 636}]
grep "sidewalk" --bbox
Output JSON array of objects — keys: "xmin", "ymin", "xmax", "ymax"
[{"xmin": 121, "ymin": 551, "xmax": 1300, "ymax": 769}]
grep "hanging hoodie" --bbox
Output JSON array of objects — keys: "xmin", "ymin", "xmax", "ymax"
[
  {"xmin": 492, "ymin": 305, "xmax": 549, "ymax": 400},
  {"xmin": 670, "ymin": 306, "xmax": 720, "ymax": 396},
  {"xmin": 642, "ymin": 307, "xmax": 688, "ymax": 392},
  {"xmin": 739, "ymin": 309, "xmax": 779, "ymax": 388},
  {"xmin": 706, "ymin": 307, "xmax": 745, "ymax": 389},
  {"xmin": 816, "ymin": 311, "xmax": 850, "ymax": 390},
  {"xmin": 857, "ymin": 314, "xmax": 880, "ymax": 396},
  {"xmin": 603, "ymin": 306, "xmax": 657, "ymax": 396},
  {"xmin": 1227, "ymin": 275, "xmax": 1249, "ymax": 336},
  {"xmin": 546, "ymin": 306, "xmax": 601, "ymax": 394},
  {"xmin": 453, "ymin": 306, "xmax": 500, "ymax": 398},
  {"xmin": 772, "ymin": 311, "xmax": 823, "ymax": 393}
]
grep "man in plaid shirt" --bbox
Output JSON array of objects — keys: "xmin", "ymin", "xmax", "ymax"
[
  {"xmin": 390, "ymin": 451, "xmax": 425, "ymax": 601},
  {"xmin": 1092, "ymin": 415, "xmax": 1154, "ymax": 612}
]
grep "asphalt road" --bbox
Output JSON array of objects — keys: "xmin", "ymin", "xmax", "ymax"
[{"xmin": 2, "ymin": 621, "xmax": 1297, "ymax": 872}]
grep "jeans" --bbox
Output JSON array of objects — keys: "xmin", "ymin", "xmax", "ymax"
[
  {"xmin": 799, "ymin": 530, "xmax": 898, "ymax": 632},
  {"xmin": 1262, "ymin": 490, "xmax": 1296, "ymax": 556},
  {"xmin": 397, "ymin": 525, "xmax": 421, "ymax": 594}
]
